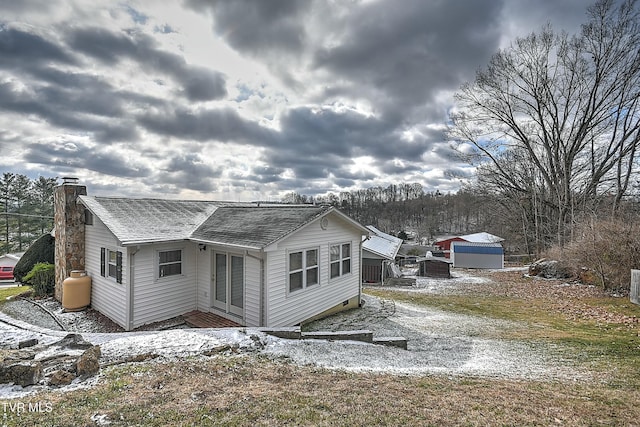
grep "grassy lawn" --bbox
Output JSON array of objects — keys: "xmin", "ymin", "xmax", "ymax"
[
  {"xmin": 0, "ymin": 285, "xmax": 31, "ymax": 305},
  {"xmin": 3, "ymin": 273, "xmax": 640, "ymax": 426}
]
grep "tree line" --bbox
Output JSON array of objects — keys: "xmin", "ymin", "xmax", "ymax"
[
  {"xmin": 282, "ymin": 184, "xmax": 525, "ymax": 251},
  {"xmin": 0, "ymin": 173, "xmax": 57, "ymax": 254}
]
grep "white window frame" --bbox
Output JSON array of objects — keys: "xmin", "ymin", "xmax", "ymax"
[
  {"xmin": 288, "ymin": 247, "xmax": 320, "ymax": 293},
  {"xmin": 107, "ymin": 249, "xmax": 118, "ymax": 279},
  {"xmin": 157, "ymin": 248, "xmax": 183, "ymax": 279},
  {"xmin": 330, "ymin": 242, "xmax": 352, "ymax": 279}
]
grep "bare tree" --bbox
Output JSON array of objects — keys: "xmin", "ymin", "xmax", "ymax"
[{"xmin": 449, "ymin": 0, "xmax": 640, "ymax": 247}]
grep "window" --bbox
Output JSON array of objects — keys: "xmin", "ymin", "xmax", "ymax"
[
  {"xmin": 108, "ymin": 250, "xmax": 117, "ymax": 278},
  {"xmin": 159, "ymin": 249, "xmax": 182, "ymax": 278},
  {"xmin": 101, "ymin": 248, "xmax": 122, "ymax": 284},
  {"xmin": 289, "ymin": 248, "xmax": 319, "ymax": 292},
  {"xmin": 330, "ymin": 243, "xmax": 351, "ymax": 279}
]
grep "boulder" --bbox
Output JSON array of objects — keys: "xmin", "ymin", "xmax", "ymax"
[
  {"xmin": 75, "ymin": 345, "xmax": 101, "ymax": 377},
  {"xmin": 0, "ymin": 361, "xmax": 43, "ymax": 386},
  {"xmin": 49, "ymin": 370, "xmax": 76, "ymax": 386},
  {"xmin": 53, "ymin": 333, "xmax": 93, "ymax": 350},
  {"xmin": 529, "ymin": 259, "xmax": 573, "ymax": 279},
  {"xmin": 18, "ymin": 339, "xmax": 39, "ymax": 349}
]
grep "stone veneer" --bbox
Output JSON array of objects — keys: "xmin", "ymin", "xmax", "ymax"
[{"xmin": 54, "ymin": 181, "xmax": 87, "ymax": 301}]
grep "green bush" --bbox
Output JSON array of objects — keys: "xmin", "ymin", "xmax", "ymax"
[
  {"xmin": 14, "ymin": 233, "xmax": 55, "ymax": 282},
  {"xmin": 22, "ymin": 262, "xmax": 55, "ymax": 297}
]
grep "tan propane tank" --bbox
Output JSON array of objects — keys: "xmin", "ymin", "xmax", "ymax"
[{"xmin": 62, "ymin": 270, "xmax": 91, "ymax": 312}]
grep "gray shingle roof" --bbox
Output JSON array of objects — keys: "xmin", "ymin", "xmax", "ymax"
[
  {"xmin": 80, "ymin": 196, "xmax": 225, "ymax": 245},
  {"xmin": 191, "ymin": 205, "xmax": 332, "ymax": 249},
  {"xmin": 80, "ymin": 196, "xmax": 336, "ymax": 248}
]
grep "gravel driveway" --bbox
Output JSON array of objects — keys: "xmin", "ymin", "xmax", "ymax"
[{"xmin": 265, "ymin": 270, "xmax": 588, "ymax": 381}]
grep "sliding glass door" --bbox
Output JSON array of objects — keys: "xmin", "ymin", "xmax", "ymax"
[{"xmin": 213, "ymin": 252, "xmax": 244, "ymax": 316}]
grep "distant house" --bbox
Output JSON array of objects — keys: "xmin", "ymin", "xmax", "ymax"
[
  {"xmin": 54, "ymin": 180, "xmax": 369, "ymax": 331},
  {"xmin": 362, "ymin": 226, "xmax": 403, "ymax": 284},
  {"xmin": 435, "ymin": 232, "xmax": 505, "ymax": 259},
  {"xmin": 450, "ymin": 241, "xmax": 504, "ymax": 269},
  {"xmin": 0, "ymin": 253, "xmax": 23, "ymax": 267}
]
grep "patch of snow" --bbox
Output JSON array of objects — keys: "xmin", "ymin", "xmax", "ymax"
[{"xmin": 0, "ymin": 268, "xmax": 590, "ymax": 401}]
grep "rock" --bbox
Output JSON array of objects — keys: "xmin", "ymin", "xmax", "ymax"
[
  {"xmin": 49, "ymin": 369, "xmax": 76, "ymax": 386},
  {"xmin": 75, "ymin": 345, "xmax": 101, "ymax": 377},
  {"xmin": 529, "ymin": 259, "xmax": 573, "ymax": 279},
  {"xmin": 0, "ymin": 361, "xmax": 43, "ymax": 386},
  {"xmin": 18, "ymin": 338, "xmax": 38, "ymax": 349},
  {"xmin": 53, "ymin": 333, "xmax": 93, "ymax": 350}
]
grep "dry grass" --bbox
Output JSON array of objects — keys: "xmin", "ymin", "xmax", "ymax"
[
  {"xmin": 3, "ymin": 272, "xmax": 640, "ymax": 426},
  {"xmin": 5, "ymin": 355, "xmax": 640, "ymax": 427}
]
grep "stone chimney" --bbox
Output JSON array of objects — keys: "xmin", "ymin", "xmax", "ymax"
[{"xmin": 54, "ymin": 177, "xmax": 87, "ymax": 301}]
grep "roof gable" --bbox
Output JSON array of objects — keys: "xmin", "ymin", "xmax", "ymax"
[
  {"xmin": 191, "ymin": 205, "xmax": 334, "ymax": 249},
  {"xmin": 79, "ymin": 196, "xmax": 226, "ymax": 245}
]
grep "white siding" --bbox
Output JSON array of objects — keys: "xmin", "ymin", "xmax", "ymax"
[
  {"xmin": 196, "ymin": 248, "xmax": 211, "ymax": 312},
  {"xmin": 265, "ymin": 212, "xmax": 363, "ymax": 327},
  {"xmin": 131, "ymin": 242, "xmax": 198, "ymax": 328},
  {"xmin": 244, "ymin": 252, "xmax": 262, "ymax": 327},
  {"xmin": 85, "ymin": 216, "xmax": 127, "ymax": 329}
]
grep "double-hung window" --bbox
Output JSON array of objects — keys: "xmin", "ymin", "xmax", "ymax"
[
  {"xmin": 107, "ymin": 250, "xmax": 118, "ymax": 278},
  {"xmin": 330, "ymin": 243, "xmax": 351, "ymax": 279},
  {"xmin": 289, "ymin": 248, "xmax": 319, "ymax": 292},
  {"xmin": 159, "ymin": 249, "xmax": 182, "ymax": 278},
  {"xmin": 101, "ymin": 248, "xmax": 122, "ymax": 284}
]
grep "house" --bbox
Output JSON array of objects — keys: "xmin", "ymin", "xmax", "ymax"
[
  {"xmin": 0, "ymin": 253, "xmax": 23, "ymax": 268},
  {"xmin": 362, "ymin": 225, "xmax": 403, "ymax": 284},
  {"xmin": 450, "ymin": 241, "xmax": 504, "ymax": 269},
  {"xmin": 435, "ymin": 232, "xmax": 504, "ymax": 258},
  {"xmin": 53, "ymin": 179, "xmax": 369, "ymax": 331}
]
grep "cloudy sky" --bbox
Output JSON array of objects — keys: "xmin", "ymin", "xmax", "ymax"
[{"xmin": 0, "ymin": 0, "xmax": 588, "ymax": 200}]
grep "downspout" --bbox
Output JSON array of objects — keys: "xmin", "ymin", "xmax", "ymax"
[
  {"xmin": 127, "ymin": 246, "xmax": 140, "ymax": 331},
  {"xmin": 245, "ymin": 250, "xmax": 265, "ymax": 327}
]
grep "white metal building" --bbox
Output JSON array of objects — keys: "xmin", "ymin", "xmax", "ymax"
[{"xmin": 450, "ymin": 241, "xmax": 504, "ymax": 269}]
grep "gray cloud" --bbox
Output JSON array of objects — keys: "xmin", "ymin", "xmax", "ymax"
[
  {"xmin": 0, "ymin": 0, "xmax": 603, "ymax": 198},
  {"xmin": 0, "ymin": 24, "xmax": 77, "ymax": 67},
  {"xmin": 162, "ymin": 153, "xmax": 222, "ymax": 192},
  {"xmin": 24, "ymin": 141, "xmax": 151, "ymax": 178},
  {"xmin": 138, "ymin": 106, "xmax": 274, "ymax": 144},
  {"xmin": 186, "ymin": 0, "xmax": 310, "ymax": 57},
  {"xmin": 66, "ymin": 26, "xmax": 227, "ymax": 102}
]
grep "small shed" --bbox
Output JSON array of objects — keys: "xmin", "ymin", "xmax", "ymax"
[
  {"xmin": 418, "ymin": 255, "xmax": 452, "ymax": 278},
  {"xmin": 362, "ymin": 226, "xmax": 403, "ymax": 283},
  {"xmin": 451, "ymin": 241, "xmax": 504, "ymax": 269}
]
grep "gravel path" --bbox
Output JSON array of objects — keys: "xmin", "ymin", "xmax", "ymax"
[{"xmin": 266, "ymin": 294, "xmax": 583, "ymax": 380}]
